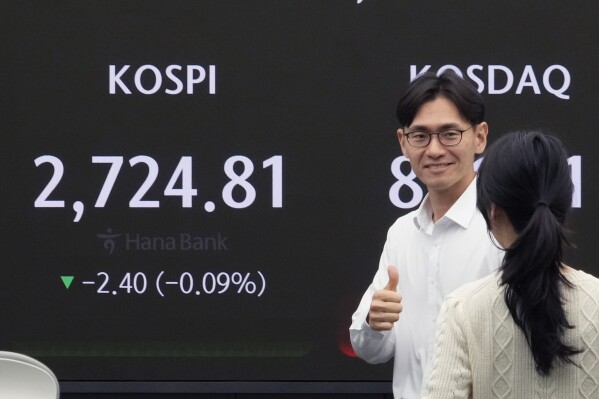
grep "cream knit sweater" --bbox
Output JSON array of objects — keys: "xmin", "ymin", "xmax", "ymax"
[{"xmin": 423, "ymin": 270, "xmax": 599, "ymax": 399}]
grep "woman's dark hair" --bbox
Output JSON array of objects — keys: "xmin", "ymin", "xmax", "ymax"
[
  {"xmin": 476, "ymin": 130, "xmax": 579, "ymax": 375},
  {"xmin": 396, "ymin": 70, "xmax": 484, "ymax": 128}
]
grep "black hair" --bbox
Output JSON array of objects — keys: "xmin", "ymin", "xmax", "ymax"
[
  {"xmin": 476, "ymin": 130, "xmax": 580, "ymax": 375},
  {"xmin": 396, "ymin": 70, "xmax": 485, "ymax": 128}
]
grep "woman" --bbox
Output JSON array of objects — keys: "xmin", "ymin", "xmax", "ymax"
[{"xmin": 423, "ymin": 131, "xmax": 599, "ymax": 398}]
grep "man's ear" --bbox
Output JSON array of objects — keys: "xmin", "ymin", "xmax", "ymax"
[
  {"xmin": 397, "ymin": 128, "xmax": 408, "ymax": 159},
  {"xmin": 474, "ymin": 122, "xmax": 489, "ymax": 155}
]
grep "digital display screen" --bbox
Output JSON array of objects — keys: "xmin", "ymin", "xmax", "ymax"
[{"xmin": 2, "ymin": 0, "xmax": 597, "ymax": 393}]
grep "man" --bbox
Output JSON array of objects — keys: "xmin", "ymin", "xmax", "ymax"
[{"xmin": 350, "ymin": 70, "xmax": 503, "ymax": 399}]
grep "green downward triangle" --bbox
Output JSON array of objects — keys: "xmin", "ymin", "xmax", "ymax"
[{"xmin": 61, "ymin": 276, "xmax": 74, "ymax": 289}]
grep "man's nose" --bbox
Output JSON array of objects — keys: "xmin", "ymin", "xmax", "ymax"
[{"xmin": 425, "ymin": 134, "xmax": 446, "ymax": 156}]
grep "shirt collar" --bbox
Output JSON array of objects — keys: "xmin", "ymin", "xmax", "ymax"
[{"xmin": 412, "ymin": 177, "xmax": 478, "ymax": 230}]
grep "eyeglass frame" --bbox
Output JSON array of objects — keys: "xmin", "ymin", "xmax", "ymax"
[{"xmin": 403, "ymin": 125, "xmax": 473, "ymax": 147}]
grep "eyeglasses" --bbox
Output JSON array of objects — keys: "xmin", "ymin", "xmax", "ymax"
[{"xmin": 404, "ymin": 126, "xmax": 473, "ymax": 147}]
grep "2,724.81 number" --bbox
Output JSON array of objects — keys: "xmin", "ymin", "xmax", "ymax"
[{"xmin": 34, "ymin": 155, "xmax": 283, "ymax": 210}]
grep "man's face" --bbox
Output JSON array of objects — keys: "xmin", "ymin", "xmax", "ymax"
[{"xmin": 397, "ymin": 96, "xmax": 488, "ymax": 198}]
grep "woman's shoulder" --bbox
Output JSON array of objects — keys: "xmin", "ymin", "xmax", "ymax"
[
  {"xmin": 446, "ymin": 273, "xmax": 500, "ymax": 302},
  {"xmin": 566, "ymin": 268, "xmax": 599, "ymax": 291},
  {"xmin": 439, "ymin": 274, "xmax": 502, "ymax": 332}
]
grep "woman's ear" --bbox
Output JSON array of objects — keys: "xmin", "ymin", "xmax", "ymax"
[
  {"xmin": 489, "ymin": 203, "xmax": 507, "ymax": 229},
  {"xmin": 488, "ymin": 203, "xmax": 517, "ymax": 248},
  {"xmin": 489, "ymin": 203, "xmax": 497, "ymax": 224}
]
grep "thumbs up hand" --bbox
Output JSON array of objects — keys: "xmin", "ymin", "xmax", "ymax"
[{"xmin": 368, "ymin": 265, "xmax": 403, "ymax": 331}]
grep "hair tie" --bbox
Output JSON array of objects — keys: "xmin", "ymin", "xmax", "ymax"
[{"xmin": 536, "ymin": 201, "xmax": 549, "ymax": 208}]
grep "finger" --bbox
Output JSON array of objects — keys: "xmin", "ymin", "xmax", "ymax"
[
  {"xmin": 370, "ymin": 303, "xmax": 403, "ymax": 315},
  {"xmin": 384, "ymin": 265, "xmax": 399, "ymax": 291},
  {"xmin": 369, "ymin": 311, "xmax": 401, "ymax": 331}
]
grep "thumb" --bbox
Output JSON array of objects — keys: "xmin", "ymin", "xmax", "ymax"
[{"xmin": 384, "ymin": 265, "xmax": 399, "ymax": 291}]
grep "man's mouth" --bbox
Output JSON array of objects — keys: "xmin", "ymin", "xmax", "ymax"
[{"xmin": 425, "ymin": 163, "xmax": 452, "ymax": 169}]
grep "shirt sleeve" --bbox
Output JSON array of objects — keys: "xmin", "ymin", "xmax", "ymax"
[{"xmin": 422, "ymin": 294, "xmax": 472, "ymax": 399}]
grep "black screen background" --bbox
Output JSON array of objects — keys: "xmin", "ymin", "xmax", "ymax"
[{"xmin": 1, "ymin": 0, "xmax": 597, "ymax": 391}]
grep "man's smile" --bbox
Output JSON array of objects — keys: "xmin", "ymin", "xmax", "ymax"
[{"xmin": 424, "ymin": 162, "xmax": 453, "ymax": 169}]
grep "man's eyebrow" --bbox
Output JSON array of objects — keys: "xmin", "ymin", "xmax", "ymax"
[{"xmin": 406, "ymin": 123, "xmax": 463, "ymax": 132}]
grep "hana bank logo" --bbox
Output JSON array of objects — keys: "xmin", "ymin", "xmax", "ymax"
[
  {"xmin": 96, "ymin": 228, "xmax": 228, "ymax": 254},
  {"xmin": 97, "ymin": 228, "xmax": 122, "ymax": 255}
]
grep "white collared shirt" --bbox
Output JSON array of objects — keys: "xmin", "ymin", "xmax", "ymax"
[{"xmin": 350, "ymin": 178, "xmax": 503, "ymax": 399}]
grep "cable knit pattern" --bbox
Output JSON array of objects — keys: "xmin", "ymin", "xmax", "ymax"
[
  {"xmin": 577, "ymin": 279, "xmax": 599, "ymax": 398},
  {"xmin": 492, "ymin": 293, "xmax": 513, "ymax": 399},
  {"xmin": 423, "ymin": 270, "xmax": 599, "ymax": 399}
]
